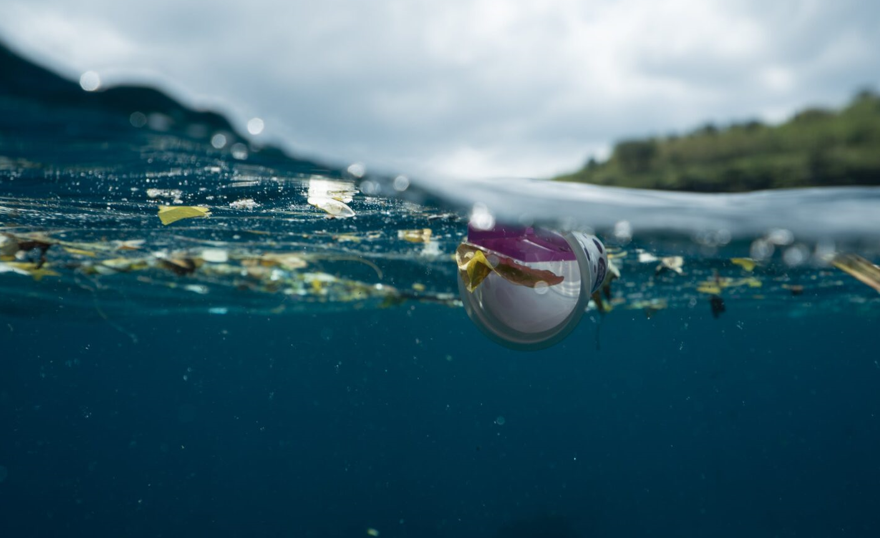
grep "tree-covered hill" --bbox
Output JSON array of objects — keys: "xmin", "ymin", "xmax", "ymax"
[{"xmin": 554, "ymin": 91, "xmax": 880, "ymax": 192}]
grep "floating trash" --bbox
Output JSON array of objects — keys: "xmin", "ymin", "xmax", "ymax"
[
  {"xmin": 157, "ymin": 206, "xmax": 211, "ymax": 226},
  {"xmin": 831, "ymin": 253, "xmax": 880, "ymax": 293}
]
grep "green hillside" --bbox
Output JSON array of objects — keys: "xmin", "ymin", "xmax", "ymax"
[{"xmin": 554, "ymin": 90, "xmax": 880, "ymax": 192}]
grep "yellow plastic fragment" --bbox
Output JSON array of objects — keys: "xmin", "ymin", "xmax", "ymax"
[
  {"xmin": 455, "ymin": 243, "xmax": 564, "ymax": 292},
  {"xmin": 2, "ymin": 262, "xmax": 59, "ymax": 281},
  {"xmin": 62, "ymin": 246, "xmax": 97, "ymax": 257},
  {"xmin": 457, "ymin": 248, "xmax": 494, "ymax": 292},
  {"xmin": 158, "ymin": 205, "xmax": 211, "ymax": 226},
  {"xmin": 398, "ymin": 229, "xmax": 432, "ymax": 243},
  {"xmin": 831, "ymin": 253, "xmax": 880, "ymax": 293},
  {"xmin": 697, "ymin": 284, "xmax": 722, "ymax": 295},
  {"xmin": 731, "ymin": 258, "xmax": 757, "ymax": 272},
  {"xmin": 697, "ymin": 276, "xmax": 761, "ymax": 295},
  {"xmin": 334, "ymin": 234, "xmax": 361, "ymax": 243}
]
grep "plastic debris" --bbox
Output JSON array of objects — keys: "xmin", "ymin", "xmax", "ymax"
[
  {"xmin": 591, "ymin": 259, "xmax": 620, "ymax": 313},
  {"xmin": 229, "ymin": 198, "xmax": 260, "ymax": 210},
  {"xmin": 309, "ymin": 198, "xmax": 355, "ymax": 218},
  {"xmin": 158, "ymin": 205, "xmax": 211, "ymax": 225},
  {"xmin": 639, "ymin": 252, "xmax": 682, "ymax": 274},
  {"xmin": 657, "ymin": 256, "xmax": 683, "ymax": 275},
  {"xmin": 62, "ymin": 246, "xmax": 97, "ymax": 257},
  {"xmin": 147, "ymin": 188, "xmax": 184, "ymax": 201},
  {"xmin": 0, "ymin": 233, "xmax": 18, "ymax": 257},
  {"xmin": 455, "ymin": 243, "xmax": 564, "ymax": 293},
  {"xmin": 629, "ymin": 298, "xmax": 668, "ymax": 318},
  {"xmin": 114, "ymin": 240, "xmax": 145, "ymax": 251},
  {"xmin": 398, "ymin": 229, "xmax": 433, "ymax": 243},
  {"xmin": 697, "ymin": 276, "xmax": 761, "ymax": 294},
  {"xmin": 307, "ymin": 178, "xmax": 356, "ymax": 218},
  {"xmin": 200, "ymin": 248, "xmax": 229, "ymax": 263},
  {"xmin": 731, "ymin": 258, "xmax": 757, "ymax": 271},
  {"xmin": 456, "ymin": 246, "xmax": 494, "ymax": 292},
  {"xmin": 0, "ymin": 261, "xmax": 59, "ymax": 280},
  {"xmin": 709, "ymin": 295, "xmax": 726, "ymax": 318},
  {"xmin": 0, "ymin": 262, "xmax": 29, "ymax": 276},
  {"xmin": 783, "ymin": 284, "xmax": 805, "ymax": 296},
  {"xmin": 831, "ymin": 253, "xmax": 880, "ymax": 293}
]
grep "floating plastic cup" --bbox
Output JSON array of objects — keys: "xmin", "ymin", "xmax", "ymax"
[{"xmin": 457, "ymin": 224, "xmax": 607, "ymax": 350}]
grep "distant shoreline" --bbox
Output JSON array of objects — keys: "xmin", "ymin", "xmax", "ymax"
[{"xmin": 553, "ymin": 90, "xmax": 880, "ymax": 192}]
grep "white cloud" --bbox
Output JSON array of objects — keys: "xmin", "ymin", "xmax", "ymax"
[{"xmin": 0, "ymin": 0, "xmax": 877, "ymax": 179}]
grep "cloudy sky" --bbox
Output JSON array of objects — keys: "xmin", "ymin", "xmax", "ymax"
[{"xmin": 1, "ymin": 0, "xmax": 878, "ymax": 179}]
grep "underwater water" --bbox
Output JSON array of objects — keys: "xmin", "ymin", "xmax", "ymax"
[{"xmin": 2, "ymin": 43, "xmax": 880, "ymax": 538}]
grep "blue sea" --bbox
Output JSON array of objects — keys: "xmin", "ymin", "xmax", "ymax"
[{"xmin": 2, "ymin": 42, "xmax": 880, "ymax": 538}]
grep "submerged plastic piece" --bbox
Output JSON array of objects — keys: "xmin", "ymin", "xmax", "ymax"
[
  {"xmin": 158, "ymin": 205, "xmax": 211, "ymax": 225},
  {"xmin": 457, "ymin": 226, "xmax": 606, "ymax": 351},
  {"xmin": 831, "ymin": 253, "xmax": 880, "ymax": 293},
  {"xmin": 0, "ymin": 261, "xmax": 59, "ymax": 280},
  {"xmin": 697, "ymin": 276, "xmax": 762, "ymax": 294},
  {"xmin": 455, "ymin": 243, "xmax": 565, "ymax": 292},
  {"xmin": 0, "ymin": 234, "xmax": 18, "ymax": 256},
  {"xmin": 456, "ymin": 246, "xmax": 494, "ymax": 292},
  {"xmin": 731, "ymin": 258, "xmax": 758, "ymax": 271},
  {"xmin": 466, "ymin": 224, "xmax": 576, "ymax": 262},
  {"xmin": 62, "ymin": 246, "xmax": 97, "ymax": 257},
  {"xmin": 658, "ymin": 256, "xmax": 684, "ymax": 274}
]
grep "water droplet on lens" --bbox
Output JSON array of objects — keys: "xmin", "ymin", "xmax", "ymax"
[
  {"xmin": 750, "ymin": 238, "xmax": 774, "ymax": 260},
  {"xmin": 79, "ymin": 71, "xmax": 100, "ymax": 92},
  {"xmin": 534, "ymin": 281, "xmax": 549, "ymax": 295},
  {"xmin": 783, "ymin": 243, "xmax": 809, "ymax": 266},
  {"xmin": 614, "ymin": 220, "xmax": 632, "ymax": 243},
  {"xmin": 470, "ymin": 203, "xmax": 495, "ymax": 231},
  {"xmin": 129, "ymin": 111, "xmax": 147, "ymax": 128},
  {"xmin": 495, "ymin": 416, "xmax": 506, "ymax": 426},
  {"xmin": 247, "ymin": 117, "xmax": 264, "ymax": 135},
  {"xmin": 231, "ymin": 143, "xmax": 248, "ymax": 160},
  {"xmin": 767, "ymin": 228, "xmax": 794, "ymax": 246},
  {"xmin": 360, "ymin": 180, "xmax": 379, "ymax": 195},
  {"xmin": 393, "ymin": 175, "xmax": 410, "ymax": 191},
  {"xmin": 347, "ymin": 163, "xmax": 366, "ymax": 178},
  {"xmin": 211, "ymin": 133, "xmax": 227, "ymax": 149}
]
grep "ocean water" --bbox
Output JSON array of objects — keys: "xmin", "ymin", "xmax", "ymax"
[{"xmin": 2, "ymin": 43, "xmax": 880, "ymax": 538}]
